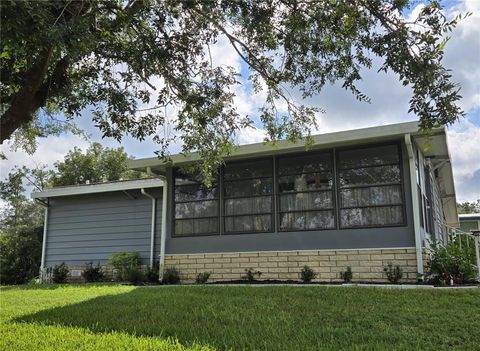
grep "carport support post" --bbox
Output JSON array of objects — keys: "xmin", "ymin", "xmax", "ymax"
[{"xmin": 473, "ymin": 231, "xmax": 480, "ymax": 281}]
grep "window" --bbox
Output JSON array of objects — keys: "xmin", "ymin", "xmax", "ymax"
[
  {"xmin": 278, "ymin": 153, "xmax": 335, "ymax": 231},
  {"xmin": 173, "ymin": 170, "xmax": 219, "ymax": 236},
  {"xmin": 223, "ymin": 159, "xmax": 273, "ymax": 233},
  {"xmin": 337, "ymin": 144, "xmax": 404, "ymax": 228}
]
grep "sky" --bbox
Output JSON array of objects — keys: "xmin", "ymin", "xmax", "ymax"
[{"xmin": 1, "ymin": 0, "xmax": 479, "ymax": 203}]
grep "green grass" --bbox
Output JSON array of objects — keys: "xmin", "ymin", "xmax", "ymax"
[{"xmin": 1, "ymin": 284, "xmax": 479, "ymax": 350}]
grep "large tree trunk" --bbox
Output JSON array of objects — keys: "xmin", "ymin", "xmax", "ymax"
[{"xmin": 1, "ymin": 47, "xmax": 53, "ymax": 143}]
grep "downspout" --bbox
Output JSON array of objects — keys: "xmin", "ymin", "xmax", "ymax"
[
  {"xmin": 405, "ymin": 134, "xmax": 424, "ymax": 280},
  {"xmin": 141, "ymin": 188, "xmax": 156, "ymax": 268},
  {"xmin": 147, "ymin": 167, "xmax": 168, "ymax": 282},
  {"xmin": 35, "ymin": 198, "xmax": 49, "ymax": 283}
]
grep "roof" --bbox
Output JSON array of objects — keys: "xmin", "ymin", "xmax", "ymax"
[
  {"xmin": 32, "ymin": 178, "xmax": 164, "ymax": 199},
  {"xmin": 459, "ymin": 214, "xmax": 480, "ymax": 220},
  {"xmin": 129, "ymin": 121, "xmax": 433, "ymax": 173}
]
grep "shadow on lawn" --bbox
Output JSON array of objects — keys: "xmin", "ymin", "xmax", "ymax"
[{"xmin": 14, "ymin": 286, "xmax": 292, "ymax": 351}]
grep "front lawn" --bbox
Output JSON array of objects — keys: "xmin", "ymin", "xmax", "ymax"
[{"xmin": 0, "ymin": 285, "xmax": 479, "ymax": 350}]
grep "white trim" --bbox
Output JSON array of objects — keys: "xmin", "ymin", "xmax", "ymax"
[
  {"xmin": 32, "ymin": 178, "xmax": 164, "ymax": 199},
  {"xmin": 129, "ymin": 121, "xmax": 428, "ymax": 171},
  {"xmin": 165, "ymin": 247, "xmax": 417, "ymax": 257},
  {"xmin": 141, "ymin": 188, "xmax": 156, "ymax": 267},
  {"xmin": 405, "ymin": 134, "xmax": 424, "ymax": 278},
  {"xmin": 459, "ymin": 214, "xmax": 480, "ymax": 219}
]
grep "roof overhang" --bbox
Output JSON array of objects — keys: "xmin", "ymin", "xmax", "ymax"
[
  {"xmin": 413, "ymin": 129, "xmax": 458, "ymax": 227},
  {"xmin": 129, "ymin": 121, "xmax": 432, "ymax": 173},
  {"xmin": 32, "ymin": 178, "xmax": 164, "ymax": 199},
  {"xmin": 459, "ymin": 214, "xmax": 480, "ymax": 221}
]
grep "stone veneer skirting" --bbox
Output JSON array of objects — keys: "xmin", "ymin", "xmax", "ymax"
[{"xmin": 164, "ymin": 247, "xmax": 421, "ymax": 283}]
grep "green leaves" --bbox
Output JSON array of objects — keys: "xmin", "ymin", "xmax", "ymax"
[{"xmin": 1, "ymin": 0, "xmax": 467, "ymax": 183}]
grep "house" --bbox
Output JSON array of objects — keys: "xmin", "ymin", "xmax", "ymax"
[
  {"xmin": 459, "ymin": 214, "xmax": 480, "ymax": 233},
  {"xmin": 32, "ymin": 121, "xmax": 459, "ymax": 283}
]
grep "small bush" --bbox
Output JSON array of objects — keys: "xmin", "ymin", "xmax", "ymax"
[
  {"xmin": 52, "ymin": 262, "xmax": 69, "ymax": 283},
  {"xmin": 124, "ymin": 266, "xmax": 145, "ymax": 283},
  {"xmin": 110, "ymin": 252, "xmax": 141, "ymax": 281},
  {"xmin": 426, "ymin": 239, "xmax": 476, "ymax": 285},
  {"xmin": 384, "ymin": 263, "xmax": 403, "ymax": 284},
  {"xmin": 195, "ymin": 272, "xmax": 211, "ymax": 284},
  {"xmin": 81, "ymin": 262, "xmax": 104, "ymax": 282},
  {"xmin": 300, "ymin": 265, "xmax": 317, "ymax": 283},
  {"xmin": 340, "ymin": 266, "xmax": 353, "ymax": 283},
  {"xmin": 145, "ymin": 261, "xmax": 159, "ymax": 283},
  {"xmin": 242, "ymin": 268, "xmax": 262, "ymax": 283},
  {"xmin": 162, "ymin": 267, "xmax": 181, "ymax": 284}
]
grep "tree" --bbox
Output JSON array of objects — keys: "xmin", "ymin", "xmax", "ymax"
[
  {"xmin": 0, "ymin": 225, "xmax": 43, "ymax": 285},
  {"xmin": 1, "ymin": 0, "xmax": 467, "ymax": 178},
  {"xmin": 51, "ymin": 142, "xmax": 146, "ymax": 186},
  {"xmin": 0, "ymin": 167, "xmax": 45, "ymax": 230},
  {"xmin": 457, "ymin": 200, "xmax": 480, "ymax": 214}
]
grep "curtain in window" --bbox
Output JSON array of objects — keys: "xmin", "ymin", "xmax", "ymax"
[
  {"xmin": 278, "ymin": 153, "xmax": 335, "ymax": 231},
  {"xmin": 337, "ymin": 144, "xmax": 404, "ymax": 228},
  {"xmin": 174, "ymin": 171, "xmax": 219, "ymax": 236},
  {"xmin": 224, "ymin": 159, "xmax": 273, "ymax": 233}
]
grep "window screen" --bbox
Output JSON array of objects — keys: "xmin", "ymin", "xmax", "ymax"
[
  {"xmin": 278, "ymin": 153, "xmax": 335, "ymax": 231},
  {"xmin": 223, "ymin": 159, "xmax": 273, "ymax": 233},
  {"xmin": 174, "ymin": 170, "xmax": 219, "ymax": 236},
  {"xmin": 337, "ymin": 144, "xmax": 404, "ymax": 228}
]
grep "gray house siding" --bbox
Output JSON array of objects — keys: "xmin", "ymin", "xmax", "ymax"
[
  {"xmin": 44, "ymin": 188, "xmax": 163, "ymax": 267},
  {"xmin": 165, "ymin": 139, "xmax": 416, "ymax": 255}
]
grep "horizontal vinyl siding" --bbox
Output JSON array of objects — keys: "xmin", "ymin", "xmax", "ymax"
[{"xmin": 45, "ymin": 189, "xmax": 163, "ymax": 267}]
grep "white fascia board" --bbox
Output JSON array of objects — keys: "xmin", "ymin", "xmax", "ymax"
[
  {"xmin": 32, "ymin": 178, "xmax": 164, "ymax": 199},
  {"xmin": 129, "ymin": 121, "xmax": 426, "ymax": 171},
  {"xmin": 459, "ymin": 214, "xmax": 480, "ymax": 220}
]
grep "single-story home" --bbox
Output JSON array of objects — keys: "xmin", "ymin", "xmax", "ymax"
[{"xmin": 32, "ymin": 121, "xmax": 459, "ymax": 283}]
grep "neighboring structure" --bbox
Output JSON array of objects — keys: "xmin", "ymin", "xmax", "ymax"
[
  {"xmin": 32, "ymin": 121, "xmax": 459, "ymax": 283},
  {"xmin": 459, "ymin": 214, "xmax": 480, "ymax": 234}
]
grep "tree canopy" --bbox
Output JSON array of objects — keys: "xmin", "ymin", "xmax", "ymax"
[{"xmin": 1, "ymin": 0, "xmax": 467, "ymax": 173}]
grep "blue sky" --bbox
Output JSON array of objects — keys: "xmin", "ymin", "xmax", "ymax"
[{"xmin": 1, "ymin": 0, "xmax": 479, "ymax": 203}]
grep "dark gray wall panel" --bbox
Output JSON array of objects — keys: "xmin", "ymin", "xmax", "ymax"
[
  {"xmin": 165, "ymin": 139, "xmax": 416, "ymax": 254},
  {"xmin": 44, "ymin": 188, "xmax": 163, "ymax": 267}
]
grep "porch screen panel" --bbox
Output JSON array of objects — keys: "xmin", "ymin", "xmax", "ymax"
[
  {"xmin": 337, "ymin": 144, "xmax": 404, "ymax": 228},
  {"xmin": 224, "ymin": 159, "xmax": 273, "ymax": 233},
  {"xmin": 174, "ymin": 170, "xmax": 219, "ymax": 236},
  {"xmin": 278, "ymin": 153, "xmax": 335, "ymax": 231}
]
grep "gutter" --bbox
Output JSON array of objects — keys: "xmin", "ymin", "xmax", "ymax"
[
  {"xmin": 146, "ymin": 167, "xmax": 168, "ymax": 282},
  {"xmin": 141, "ymin": 188, "xmax": 156, "ymax": 268},
  {"xmin": 35, "ymin": 198, "xmax": 49, "ymax": 283},
  {"xmin": 404, "ymin": 134, "xmax": 424, "ymax": 279}
]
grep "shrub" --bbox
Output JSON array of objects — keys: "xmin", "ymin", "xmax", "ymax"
[
  {"xmin": 124, "ymin": 266, "xmax": 145, "ymax": 283},
  {"xmin": 145, "ymin": 261, "xmax": 159, "ymax": 283},
  {"xmin": 0, "ymin": 225, "xmax": 42, "ymax": 285},
  {"xmin": 426, "ymin": 239, "xmax": 476, "ymax": 285},
  {"xmin": 340, "ymin": 266, "xmax": 353, "ymax": 283},
  {"xmin": 384, "ymin": 263, "xmax": 403, "ymax": 284},
  {"xmin": 242, "ymin": 268, "xmax": 262, "ymax": 283},
  {"xmin": 195, "ymin": 272, "xmax": 211, "ymax": 284},
  {"xmin": 162, "ymin": 267, "xmax": 181, "ymax": 284},
  {"xmin": 52, "ymin": 262, "xmax": 69, "ymax": 283},
  {"xmin": 81, "ymin": 262, "xmax": 104, "ymax": 282},
  {"xmin": 300, "ymin": 265, "xmax": 317, "ymax": 283},
  {"xmin": 110, "ymin": 252, "xmax": 141, "ymax": 281}
]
